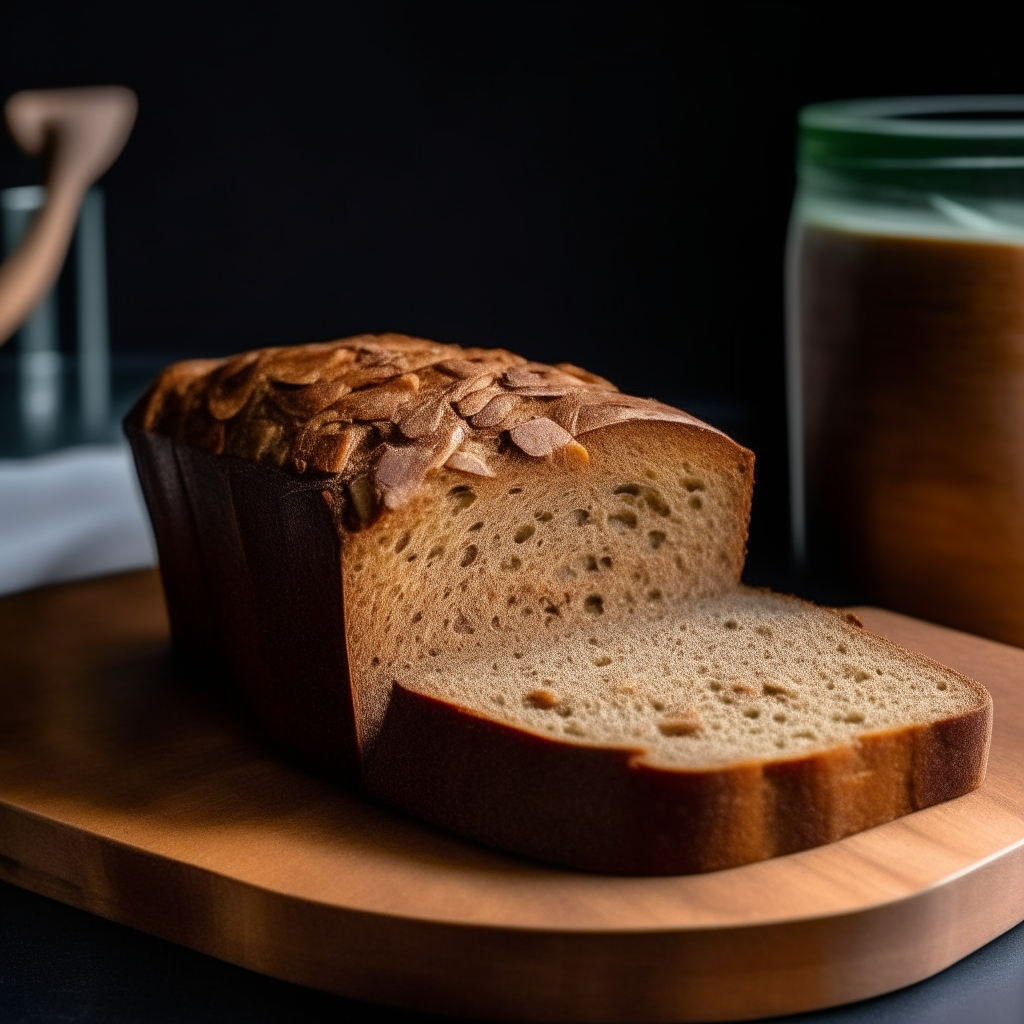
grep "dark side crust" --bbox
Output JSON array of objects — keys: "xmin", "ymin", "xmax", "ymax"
[
  {"xmin": 364, "ymin": 682, "xmax": 992, "ymax": 875},
  {"xmin": 125, "ymin": 422, "xmax": 360, "ymax": 780}
]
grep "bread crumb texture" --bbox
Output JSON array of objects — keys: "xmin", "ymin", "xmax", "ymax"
[
  {"xmin": 135, "ymin": 333, "xmax": 724, "ymax": 526},
  {"xmin": 342, "ymin": 420, "xmax": 753, "ymax": 744},
  {"xmin": 376, "ymin": 587, "xmax": 983, "ymax": 769}
]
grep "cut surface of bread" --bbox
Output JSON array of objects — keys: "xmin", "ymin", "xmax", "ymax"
[
  {"xmin": 126, "ymin": 333, "xmax": 993, "ymax": 876},
  {"xmin": 342, "ymin": 418, "xmax": 752, "ymax": 748},
  {"xmin": 402, "ymin": 588, "xmax": 987, "ymax": 768}
]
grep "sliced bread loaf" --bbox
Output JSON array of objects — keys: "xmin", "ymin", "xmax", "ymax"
[{"xmin": 126, "ymin": 334, "xmax": 991, "ymax": 875}]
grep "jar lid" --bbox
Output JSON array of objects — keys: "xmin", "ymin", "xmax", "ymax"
[{"xmin": 800, "ymin": 96, "xmax": 1024, "ymax": 168}]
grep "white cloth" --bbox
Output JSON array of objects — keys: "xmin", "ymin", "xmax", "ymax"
[{"xmin": 0, "ymin": 445, "xmax": 155, "ymax": 596}]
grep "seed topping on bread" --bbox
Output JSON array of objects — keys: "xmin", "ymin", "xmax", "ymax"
[{"xmin": 137, "ymin": 333, "xmax": 716, "ymax": 523}]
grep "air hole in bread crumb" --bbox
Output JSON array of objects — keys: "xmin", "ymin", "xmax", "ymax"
[
  {"xmin": 427, "ymin": 545, "xmax": 444, "ymax": 559},
  {"xmin": 724, "ymin": 619, "xmax": 738, "ymax": 630},
  {"xmin": 794, "ymin": 730, "xmax": 816, "ymax": 740},
  {"xmin": 448, "ymin": 486, "xmax": 477, "ymax": 510},
  {"xmin": 614, "ymin": 483, "xmax": 641, "ymax": 496},
  {"xmin": 460, "ymin": 545, "xmax": 478, "ymax": 567},
  {"xmin": 503, "ymin": 556, "xmax": 522, "ymax": 571},
  {"xmin": 843, "ymin": 711, "xmax": 865, "ymax": 724},
  {"xmin": 468, "ymin": 521, "xmax": 483, "ymax": 531},
  {"xmin": 645, "ymin": 491, "xmax": 671, "ymax": 516},
  {"xmin": 659, "ymin": 715, "xmax": 702, "ymax": 737},
  {"xmin": 609, "ymin": 511, "xmax": 638, "ymax": 530},
  {"xmin": 600, "ymin": 556, "xmax": 612, "ymax": 568},
  {"xmin": 593, "ymin": 656, "xmax": 612, "ymax": 667},
  {"xmin": 648, "ymin": 530, "xmax": 666, "ymax": 549},
  {"xmin": 937, "ymin": 680, "xmax": 947, "ymax": 690},
  {"xmin": 508, "ymin": 487, "xmax": 523, "ymax": 494},
  {"xmin": 683, "ymin": 479, "xmax": 705, "ymax": 492},
  {"xmin": 573, "ymin": 509, "xmax": 591, "ymax": 525},
  {"xmin": 411, "ymin": 611, "xmax": 422, "ymax": 623},
  {"xmin": 535, "ymin": 511, "xmax": 553, "ymax": 522},
  {"xmin": 515, "ymin": 524, "xmax": 536, "ymax": 543},
  {"xmin": 584, "ymin": 595, "xmax": 604, "ymax": 615},
  {"xmin": 394, "ymin": 532, "xmax": 411, "ymax": 553},
  {"xmin": 524, "ymin": 689, "xmax": 559, "ymax": 709},
  {"xmin": 689, "ymin": 495, "xmax": 703, "ymax": 510},
  {"xmin": 648, "ymin": 589, "xmax": 662, "ymax": 601},
  {"xmin": 773, "ymin": 712, "xmax": 786, "ymax": 723},
  {"xmin": 744, "ymin": 708, "xmax": 759, "ymax": 719}
]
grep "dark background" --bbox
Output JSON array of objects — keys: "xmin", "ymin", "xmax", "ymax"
[
  {"xmin": 5, "ymin": 6, "xmax": 1024, "ymax": 1022},
  {"xmin": 3, "ymin": 2, "xmax": 1024, "ymax": 588}
]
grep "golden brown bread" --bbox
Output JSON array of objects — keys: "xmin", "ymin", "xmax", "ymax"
[
  {"xmin": 125, "ymin": 333, "xmax": 992, "ymax": 875},
  {"xmin": 136, "ymin": 333, "xmax": 719, "ymax": 525}
]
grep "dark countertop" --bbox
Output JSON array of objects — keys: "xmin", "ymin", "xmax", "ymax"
[{"xmin": 2, "ymin": 879, "xmax": 1023, "ymax": 1024}]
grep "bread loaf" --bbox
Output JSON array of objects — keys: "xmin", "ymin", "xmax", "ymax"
[{"xmin": 126, "ymin": 333, "xmax": 991, "ymax": 875}]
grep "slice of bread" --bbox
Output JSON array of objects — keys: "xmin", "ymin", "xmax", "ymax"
[
  {"xmin": 366, "ymin": 589, "xmax": 989, "ymax": 873},
  {"xmin": 126, "ymin": 334, "xmax": 992, "ymax": 875}
]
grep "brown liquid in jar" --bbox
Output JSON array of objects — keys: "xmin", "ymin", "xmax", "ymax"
[{"xmin": 797, "ymin": 226, "xmax": 1024, "ymax": 646}]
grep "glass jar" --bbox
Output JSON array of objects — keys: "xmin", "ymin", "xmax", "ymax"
[{"xmin": 787, "ymin": 96, "xmax": 1024, "ymax": 645}]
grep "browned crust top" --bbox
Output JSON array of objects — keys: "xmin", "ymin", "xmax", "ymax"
[{"xmin": 131, "ymin": 333, "xmax": 725, "ymax": 526}]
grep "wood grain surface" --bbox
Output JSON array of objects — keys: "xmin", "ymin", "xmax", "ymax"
[{"xmin": 2, "ymin": 570, "xmax": 1024, "ymax": 1022}]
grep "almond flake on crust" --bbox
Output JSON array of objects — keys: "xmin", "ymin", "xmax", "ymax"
[
  {"xmin": 138, "ymin": 333, "xmax": 722, "ymax": 528},
  {"xmin": 508, "ymin": 417, "xmax": 576, "ymax": 458}
]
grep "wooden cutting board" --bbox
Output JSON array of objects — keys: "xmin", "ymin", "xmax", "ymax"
[{"xmin": 2, "ymin": 571, "xmax": 1024, "ymax": 1022}]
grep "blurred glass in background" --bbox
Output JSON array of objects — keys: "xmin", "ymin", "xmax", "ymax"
[
  {"xmin": 788, "ymin": 96, "xmax": 1024, "ymax": 645},
  {"xmin": 1, "ymin": 184, "xmax": 115, "ymax": 453},
  {"xmin": 0, "ymin": 182, "xmax": 154, "ymax": 594}
]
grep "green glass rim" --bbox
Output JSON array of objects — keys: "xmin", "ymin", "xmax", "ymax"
[
  {"xmin": 801, "ymin": 96, "xmax": 1024, "ymax": 139},
  {"xmin": 799, "ymin": 96, "xmax": 1024, "ymax": 168}
]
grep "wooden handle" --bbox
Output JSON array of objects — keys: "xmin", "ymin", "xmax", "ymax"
[{"xmin": 0, "ymin": 86, "xmax": 137, "ymax": 346}]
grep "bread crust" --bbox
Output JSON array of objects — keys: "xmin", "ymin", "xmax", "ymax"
[
  {"xmin": 129, "ymin": 334, "xmax": 724, "ymax": 528},
  {"xmin": 364, "ymin": 676, "xmax": 991, "ymax": 875},
  {"xmin": 126, "ymin": 335, "xmax": 992, "ymax": 876},
  {"xmin": 124, "ymin": 430, "xmax": 361, "ymax": 779}
]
